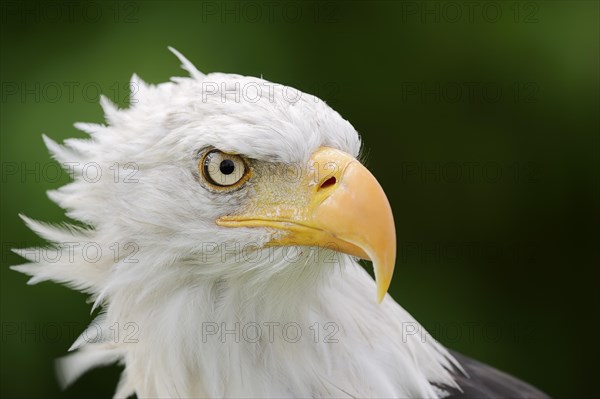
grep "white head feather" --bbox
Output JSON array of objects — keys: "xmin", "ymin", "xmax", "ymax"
[{"xmin": 12, "ymin": 48, "xmax": 460, "ymax": 398}]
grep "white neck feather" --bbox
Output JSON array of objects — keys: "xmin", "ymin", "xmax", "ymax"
[{"xmin": 55, "ymin": 247, "xmax": 459, "ymax": 398}]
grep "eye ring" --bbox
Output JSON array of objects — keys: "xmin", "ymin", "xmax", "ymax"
[{"xmin": 200, "ymin": 149, "xmax": 251, "ymax": 190}]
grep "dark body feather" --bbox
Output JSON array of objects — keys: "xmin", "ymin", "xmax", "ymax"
[{"xmin": 438, "ymin": 350, "xmax": 550, "ymax": 399}]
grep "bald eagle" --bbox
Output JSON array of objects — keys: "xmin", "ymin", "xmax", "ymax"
[{"xmin": 12, "ymin": 48, "xmax": 549, "ymax": 398}]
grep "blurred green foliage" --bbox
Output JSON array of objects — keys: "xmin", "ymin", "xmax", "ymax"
[{"xmin": 1, "ymin": 1, "xmax": 598, "ymax": 398}]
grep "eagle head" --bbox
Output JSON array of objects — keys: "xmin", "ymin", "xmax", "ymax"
[{"xmin": 12, "ymin": 49, "xmax": 463, "ymax": 398}]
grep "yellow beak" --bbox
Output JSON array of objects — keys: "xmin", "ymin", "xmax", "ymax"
[{"xmin": 217, "ymin": 147, "xmax": 396, "ymax": 303}]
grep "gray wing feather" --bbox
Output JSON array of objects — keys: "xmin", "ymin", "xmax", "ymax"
[{"xmin": 437, "ymin": 350, "xmax": 551, "ymax": 399}]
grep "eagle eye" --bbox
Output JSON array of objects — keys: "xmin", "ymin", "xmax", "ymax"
[{"xmin": 200, "ymin": 149, "xmax": 250, "ymax": 189}]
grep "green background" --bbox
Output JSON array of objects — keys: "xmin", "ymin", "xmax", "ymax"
[{"xmin": 1, "ymin": 1, "xmax": 598, "ymax": 398}]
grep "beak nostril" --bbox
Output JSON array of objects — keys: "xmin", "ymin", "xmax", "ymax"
[{"xmin": 319, "ymin": 176, "xmax": 337, "ymax": 190}]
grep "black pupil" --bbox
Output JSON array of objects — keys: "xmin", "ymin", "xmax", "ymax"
[{"xmin": 219, "ymin": 159, "xmax": 235, "ymax": 175}]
